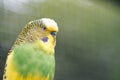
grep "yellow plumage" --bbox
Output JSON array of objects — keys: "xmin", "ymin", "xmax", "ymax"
[{"xmin": 3, "ymin": 18, "xmax": 58, "ymax": 80}]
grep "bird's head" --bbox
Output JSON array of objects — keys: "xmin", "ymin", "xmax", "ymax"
[{"xmin": 16, "ymin": 18, "xmax": 58, "ymax": 54}]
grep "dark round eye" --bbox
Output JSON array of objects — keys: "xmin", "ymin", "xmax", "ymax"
[
  {"xmin": 51, "ymin": 31, "xmax": 57, "ymax": 36},
  {"xmin": 42, "ymin": 26, "xmax": 46, "ymax": 31}
]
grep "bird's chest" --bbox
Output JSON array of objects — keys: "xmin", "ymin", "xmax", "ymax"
[{"xmin": 12, "ymin": 49, "xmax": 55, "ymax": 79}]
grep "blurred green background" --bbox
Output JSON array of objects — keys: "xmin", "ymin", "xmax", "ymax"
[{"xmin": 0, "ymin": 0, "xmax": 120, "ymax": 80}]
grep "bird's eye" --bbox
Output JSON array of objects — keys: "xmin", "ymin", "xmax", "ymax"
[
  {"xmin": 51, "ymin": 31, "xmax": 57, "ymax": 36},
  {"xmin": 42, "ymin": 26, "xmax": 46, "ymax": 31}
]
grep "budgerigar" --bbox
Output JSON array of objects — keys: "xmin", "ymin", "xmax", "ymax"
[{"xmin": 3, "ymin": 18, "xmax": 58, "ymax": 80}]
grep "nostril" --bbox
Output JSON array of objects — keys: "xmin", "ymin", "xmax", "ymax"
[{"xmin": 51, "ymin": 31, "xmax": 57, "ymax": 36}]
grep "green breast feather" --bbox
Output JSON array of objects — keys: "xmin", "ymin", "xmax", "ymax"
[{"xmin": 13, "ymin": 43, "xmax": 55, "ymax": 80}]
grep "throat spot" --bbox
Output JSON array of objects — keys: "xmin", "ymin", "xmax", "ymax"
[{"xmin": 41, "ymin": 37, "xmax": 48, "ymax": 42}]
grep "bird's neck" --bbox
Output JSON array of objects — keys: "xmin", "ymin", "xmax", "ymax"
[{"xmin": 34, "ymin": 39, "xmax": 55, "ymax": 55}]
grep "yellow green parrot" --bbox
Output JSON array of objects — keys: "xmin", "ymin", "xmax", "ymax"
[{"xmin": 3, "ymin": 18, "xmax": 58, "ymax": 80}]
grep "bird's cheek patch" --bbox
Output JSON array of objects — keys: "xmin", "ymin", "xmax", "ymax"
[{"xmin": 41, "ymin": 37, "xmax": 48, "ymax": 42}]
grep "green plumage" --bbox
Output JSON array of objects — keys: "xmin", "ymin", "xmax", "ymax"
[
  {"xmin": 3, "ymin": 18, "xmax": 58, "ymax": 80},
  {"xmin": 13, "ymin": 43, "xmax": 55, "ymax": 80}
]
